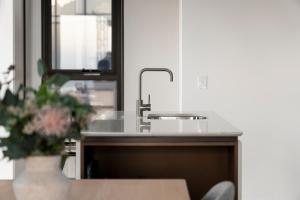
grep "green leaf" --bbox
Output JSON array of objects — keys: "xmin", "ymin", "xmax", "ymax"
[
  {"xmin": 7, "ymin": 65, "xmax": 15, "ymax": 72},
  {"xmin": 37, "ymin": 84, "xmax": 48, "ymax": 96},
  {"xmin": 0, "ymin": 114, "xmax": 9, "ymax": 126},
  {"xmin": 16, "ymin": 84, "xmax": 24, "ymax": 94},
  {"xmin": 67, "ymin": 123, "xmax": 81, "ymax": 140},
  {"xmin": 24, "ymin": 87, "xmax": 37, "ymax": 95},
  {"xmin": 37, "ymin": 59, "xmax": 46, "ymax": 77},
  {"xmin": 45, "ymin": 74, "xmax": 70, "ymax": 87},
  {"xmin": 3, "ymin": 143, "xmax": 27, "ymax": 160},
  {"xmin": 3, "ymin": 89, "xmax": 18, "ymax": 106}
]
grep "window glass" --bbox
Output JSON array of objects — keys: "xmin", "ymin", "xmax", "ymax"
[
  {"xmin": 60, "ymin": 80, "xmax": 117, "ymax": 118},
  {"xmin": 52, "ymin": 0, "xmax": 112, "ymax": 71},
  {"xmin": 52, "ymin": 0, "xmax": 76, "ymax": 16},
  {"xmin": 87, "ymin": 0, "xmax": 111, "ymax": 14}
]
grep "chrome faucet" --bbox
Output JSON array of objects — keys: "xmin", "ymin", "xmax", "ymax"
[{"xmin": 136, "ymin": 68, "xmax": 174, "ymax": 117}]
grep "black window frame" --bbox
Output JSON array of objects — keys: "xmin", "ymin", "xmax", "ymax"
[{"xmin": 41, "ymin": 0, "xmax": 124, "ymax": 110}]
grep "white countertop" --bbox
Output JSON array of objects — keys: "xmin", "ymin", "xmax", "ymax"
[{"xmin": 82, "ymin": 111, "xmax": 243, "ymax": 137}]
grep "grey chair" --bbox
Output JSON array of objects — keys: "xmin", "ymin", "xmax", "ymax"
[{"xmin": 201, "ymin": 181, "xmax": 235, "ymax": 200}]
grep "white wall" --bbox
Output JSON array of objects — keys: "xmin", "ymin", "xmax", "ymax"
[
  {"xmin": 182, "ymin": 0, "xmax": 300, "ymax": 199},
  {"xmin": 124, "ymin": 0, "xmax": 179, "ymax": 111},
  {"xmin": 0, "ymin": 0, "xmax": 14, "ymax": 180}
]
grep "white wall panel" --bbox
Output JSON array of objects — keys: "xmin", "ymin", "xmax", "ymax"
[
  {"xmin": 182, "ymin": 0, "xmax": 300, "ymax": 199},
  {"xmin": 0, "ymin": 0, "xmax": 14, "ymax": 180},
  {"xmin": 124, "ymin": 0, "xmax": 180, "ymax": 111}
]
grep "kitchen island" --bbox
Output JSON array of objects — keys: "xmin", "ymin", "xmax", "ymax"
[{"xmin": 79, "ymin": 111, "xmax": 242, "ymax": 200}]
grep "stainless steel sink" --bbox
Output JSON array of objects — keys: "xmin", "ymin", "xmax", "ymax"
[{"xmin": 147, "ymin": 113, "xmax": 207, "ymax": 120}]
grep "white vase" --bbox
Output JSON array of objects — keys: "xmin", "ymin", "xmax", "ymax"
[{"xmin": 13, "ymin": 156, "xmax": 71, "ymax": 200}]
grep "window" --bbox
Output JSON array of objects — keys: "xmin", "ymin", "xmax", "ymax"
[
  {"xmin": 51, "ymin": 0, "xmax": 112, "ymax": 71},
  {"xmin": 60, "ymin": 80, "xmax": 117, "ymax": 115},
  {"xmin": 42, "ymin": 0, "xmax": 123, "ymax": 110}
]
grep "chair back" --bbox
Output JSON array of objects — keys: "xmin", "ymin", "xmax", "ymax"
[{"xmin": 201, "ymin": 181, "xmax": 235, "ymax": 200}]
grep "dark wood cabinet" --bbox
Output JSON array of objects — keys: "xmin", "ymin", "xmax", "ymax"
[{"xmin": 81, "ymin": 136, "xmax": 239, "ymax": 200}]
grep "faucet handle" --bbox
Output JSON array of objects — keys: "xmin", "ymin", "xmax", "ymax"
[
  {"xmin": 148, "ymin": 94, "xmax": 151, "ymax": 104},
  {"xmin": 142, "ymin": 94, "xmax": 151, "ymax": 107}
]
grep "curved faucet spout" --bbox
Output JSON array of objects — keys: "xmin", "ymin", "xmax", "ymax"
[
  {"xmin": 138, "ymin": 68, "xmax": 174, "ymax": 101},
  {"xmin": 137, "ymin": 67, "xmax": 174, "ymax": 117}
]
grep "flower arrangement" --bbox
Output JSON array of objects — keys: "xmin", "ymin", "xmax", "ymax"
[{"xmin": 0, "ymin": 60, "xmax": 93, "ymax": 159}]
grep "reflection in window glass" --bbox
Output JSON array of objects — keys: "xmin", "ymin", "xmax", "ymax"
[
  {"xmin": 52, "ymin": 0, "xmax": 112, "ymax": 71},
  {"xmin": 60, "ymin": 80, "xmax": 117, "ymax": 118},
  {"xmin": 52, "ymin": 0, "xmax": 76, "ymax": 16},
  {"xmin": 87, "ymin": 0, "xmax": 111, "ymax": 14}
]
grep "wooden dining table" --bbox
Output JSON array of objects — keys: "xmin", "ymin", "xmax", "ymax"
[{"xmin": 0, "ymin": 179, "xmax": 190, "ymax": 200}]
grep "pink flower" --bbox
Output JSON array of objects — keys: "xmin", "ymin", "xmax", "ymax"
[{"xmin": 31, "ymin": 106, "xmax": 71, "ymax": 137}]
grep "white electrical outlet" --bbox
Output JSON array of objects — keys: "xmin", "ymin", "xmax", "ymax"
[{"xmin": 197, "ymin": 76, "xmax": 208, "ymax": 89}]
